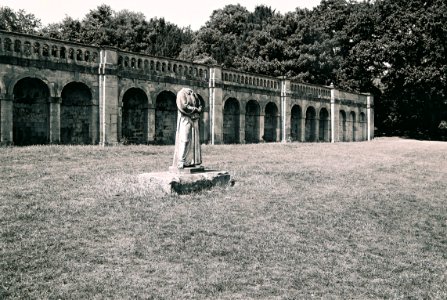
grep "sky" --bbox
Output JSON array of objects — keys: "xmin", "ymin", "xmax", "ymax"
[{"xmin": 1, "ymin": 0, "xmax": 322, "ymax": 30}]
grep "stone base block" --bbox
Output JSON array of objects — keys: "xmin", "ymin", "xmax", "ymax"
[
  {"xmin": 138, "ymin": 169, "xmax": 231, "ymax": 195},
  {"xmin": 168, "ymin": 165, "xmax": 205, "ymax": 174}
]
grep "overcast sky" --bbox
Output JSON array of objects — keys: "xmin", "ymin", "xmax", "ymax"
[{"xmin": 2, "ymin": 0, "xmax": 322, "ymax": 30}]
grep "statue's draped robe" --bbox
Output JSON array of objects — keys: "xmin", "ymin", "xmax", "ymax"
[{"xmin": 172, "ymin": 88, "xmax": 202, "ymax": 168}]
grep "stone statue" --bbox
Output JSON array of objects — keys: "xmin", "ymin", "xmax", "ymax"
[{"xmin": 172, "ymin": 88, "xmax": 202, "ymax": 170}]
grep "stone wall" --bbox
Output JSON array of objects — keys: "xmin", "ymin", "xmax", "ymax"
[{"xmin": 0, "ymin": 30, "xmax": 374, "ymax": 146}]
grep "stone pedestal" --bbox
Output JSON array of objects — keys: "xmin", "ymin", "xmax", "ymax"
[
  {"xmin": 168, "ymin": 165, "xmax": 205, "ymax": 174},
  {"xmin": 138, "ymin": 168, "xmax": 231, "ymax": 195}
]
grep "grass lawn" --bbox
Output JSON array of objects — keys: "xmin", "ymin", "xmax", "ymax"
[{"xmin": 0, "ymin": 138, "xmax": 446, "ymax": 299}]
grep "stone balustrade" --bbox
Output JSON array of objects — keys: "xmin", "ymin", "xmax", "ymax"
[
  {"xmin": 336, "ymin": 90, "xmax": 368, "ymax": 106},
  {"xmin": 222, "ymin": 69, "xmax": 280, "ymax": 91},
  {"xmin": 117, "ymin": 50, "xmax": 208, "ymax": 81},
  {"xmin": 0, "ymin": 30, "xmax": 100, "ymax": 66},
  {"xmin": 290, "ymin": 82, "xmax": 331, "ymax": 100}
]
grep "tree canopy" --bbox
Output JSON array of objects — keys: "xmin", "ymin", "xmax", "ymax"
[
  {"xmin": 1, "ymin": 1, "xmax": 446, "ymax": 139},
  {"xmin": 0, "ymin": 6, "xmax": 41, "ymax": 34},
  {"xmin": 39, "ymin": 5, "xmax": 193, "ymax": 58}
]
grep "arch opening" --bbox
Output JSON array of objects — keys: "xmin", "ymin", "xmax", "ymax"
[
  {"xmin": 61, "ymin": 82, "xmax": 93, "ymax": 145},
  {"xmin": 223, "ymin": 98, "xmax": 240, "ymax": 144},
  {"xmin": 155, "ymin": 91, "xmax": 177, "ymax": 144},
  {"xmin": 360, "ymin": 112, "xmax": 366, "ymax": 141},
  {"xmin": 264, "ymin": 102, "xmax": 278, "ymax": 142},
  {"xmin": 319, "ymin": 108, "xmax": 330, "ymax": 142},
  {"xmin": 339, "ymin": 110, "xmax": 347, "ymax": 142},
  {"xmin": 13, "ymin": 77, "xmax": 50, "ymax": 145},
  {"xmin": 305, "ymin": 106, "xmax": 317, "ymax": 142},
  {"xmin": 195, "ymin": 94, "xmax": 208, "ymax": 144},
  {"xmin": 291, "ymin": 105, "xmax": 302, "ymax": 141},
  {"xmin": 245, "ymin": 100, "xmax": 260, "ymax": 143},
  {"xmin": 350, "ymin": 111, "xmax": 356, "ymax": 141},
  {"xmin": 122, "ymin": 88, "xmax": 148, "ymax": 144}
]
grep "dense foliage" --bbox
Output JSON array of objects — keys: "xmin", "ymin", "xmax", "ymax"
[
  {"xmin": 1, "ymin": 1, "xmax": 446, "ymax": 138},
  {"xmin": 39, "ymin": 5, "xmax": 194, "ymax": 58},
  {"xmin": 0, "ymin": 6, "xmax": 41, "ymax": 34}
]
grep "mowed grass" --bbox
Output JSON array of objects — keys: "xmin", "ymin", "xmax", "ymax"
[{"xmin": 0, "ymin": 138, "xmax": 446, "ymax": 299}]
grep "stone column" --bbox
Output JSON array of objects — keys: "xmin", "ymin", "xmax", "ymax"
[
  {"xmin": 315, "ymin": 116, "xmax": 320, "ymax": 142},
  {"xmin": 48, "ymin": 97, "xmax": 61, "ymax": 144},
  {"xmin": 37, "ymin": 45, "xmax": 43, "ymax": 56},
  {"xmin": 347, "ymin": 114, "xmax": 353, "ymax": 142},
  {"xmin": 276, "ymin": 114, "xmax": 281, "ymax": 142},
  {"xmin": 330, "ymin": 84, "xmax": 336, "ymax": 143},
  {"xmin": 280, "ymin": 78, "xmax": 291, "ymax": 142},
  {"xmin": 98, "ymin": 48, "xmax": 119, "ymax": 145},
  {"xmin": 239, "ymin": 112, "xmax": 245, "ymax": 143},
  {"xmin": 0, "ymin": 94, "xmax": 13, "ymax": 145},
  {"xmin": 147, "ymin": 107, "xmax": 156, "ymax": 143},
  {"xmin": 367, "ymin": 93, "xmax": 374, "ymax": 141},
  {"xmin": 117, "ymin": 105, "xmax": 123, "ymax": 143},
  {"xmin": 259, "ymin": 113, "xmax": 265, "ymax": 142},
  {"xmin": 209, "ymin": 67, "xmax": 223, "ymax": 144},
  {"xmin": 300, "ymin": 116, "xmax": 306, "ymax": 142},
  {"xmin": 331, "ymin": 86, "xmax": 342, "ymax": 142},
  {"xmin": 91, "ymin": 104, "xmax": 99, "ymax": 144},
  {"xmin": 202, "ymin": 109, "xmax": 210, "ymax": 143}
]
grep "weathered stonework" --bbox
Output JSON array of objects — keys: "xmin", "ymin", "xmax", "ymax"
[
  {"xmin": 138, "ymin": 170, "xmax": 231, "ymax": 195},
  {"xmin": 0, "ymin": 30, "xmax": 374, "ymax": 146}
]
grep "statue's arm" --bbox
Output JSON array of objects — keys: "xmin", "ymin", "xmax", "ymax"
[
  {"xmin": 177, "ymin": 92, "xmax": 195, "ymax": 115},
  {"xmin": 177, "ymin": 89, "xmax": 202, "ymax": 116},
  {"xmin": 192, "ymin": 93, "xmax": 202, "ymax": 113}
]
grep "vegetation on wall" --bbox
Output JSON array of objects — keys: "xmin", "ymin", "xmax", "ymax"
[{"xmin": 1, "ymin": 0, "xmax": 446, "ymax": 139}]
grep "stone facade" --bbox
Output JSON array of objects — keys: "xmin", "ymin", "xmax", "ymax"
[{"xmin": 0, "ymin": 30, "xmax": 374, "ymax": 146}]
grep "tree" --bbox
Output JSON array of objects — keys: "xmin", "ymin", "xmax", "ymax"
[
  {"xmin": 39, "ymin": 17, "xmax": 82, "ymax": 42},
  {"xmin": 40, "ymin": 5, "xmax": 193, "ymax": 58},
  {"xmin": 5, "ymin": 1, "xmax": 446, "ymax": 138},
  {"xmin": 368, "ymin": 0, "xmax": 447, "ymax": 136},
  {"xmin": 0, "ymin": 6, "xmax": 41, "ymax": 34},
  {"xmin": 179, "ymin": 4, "xmax": 250, "ymax": 66},
  {"xmin": 143, "ymin": 17, "xmax": 194, "ymax": 57},
  {"xmin": 79, "ymin": 4, "xmax": 115, "ymax": 46}
]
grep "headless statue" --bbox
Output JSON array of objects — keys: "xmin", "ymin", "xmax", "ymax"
[{"xmin": 172, "ymin": 88, "xmax": 202, "ymax": 169}]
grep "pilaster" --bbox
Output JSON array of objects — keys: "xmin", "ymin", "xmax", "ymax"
[
  {"xmin": 91, "ymin": 104, "xmax": 99, "ymax": 144},
  {"xmin": 280, "ymin": 78, "xmax": 292, "ymax": 142},
  {"xmin": 209, "ymin": 67, "xmax": 223, "ymax": 144},
  {"xmin": 315, "ymin": 117, "xmax": 320, "ymax": 142},
  {"xmin": 300, "ymin": 117, "xmax": 306, "ymax": 142},
  {"xmin": 331, "ymin": 85, "xmax": 342, "ymax": 142},
  {"xmin": 330, "ymin": 84, "xmax": 336, "ymax": 143},
  {"xmin": 99, "ymin": 48, "xmax": 119, "ymax": 145},
  {"xmin": 48, "ymin": 97, "xmax": 61, "ymax": 144},
  {"xmin": 239, "ymin": 113, "xmax": 245, "ymax": 143},
  {"xmin": 276, "ymin": 114, "xmax": 281, "ymax": 142},
  {"xmin": 259, "ymin": 113, "xmax": 265, "ymax": 142},
  {"xmin": 367, "ymin": 94, "xmax": 374, "ymax": 141},
  {"xmin": 147, "ymin": 107, "xmax": 156, "ymax": 143},
  {"xmin": 201, "ymin": 110, "xmax": 210, "ymax": 143},
  {"xmin": 0, "ymin": 94, "xmax": 13, "ymax": 145}
]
